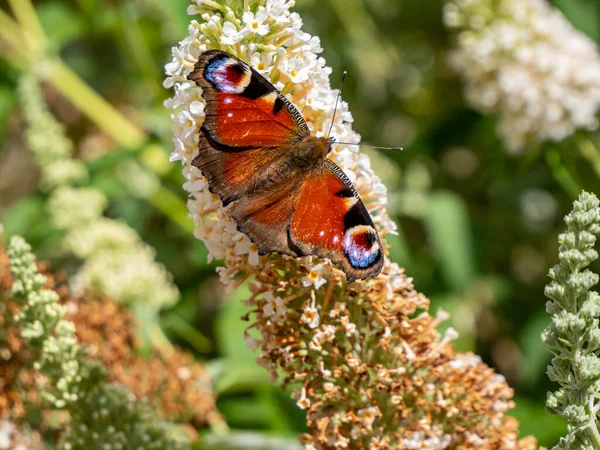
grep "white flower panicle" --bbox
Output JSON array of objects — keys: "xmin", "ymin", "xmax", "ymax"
[
  {"xmin": 165, "ymin": 0, "xmax": 395, "ymax": 288},
  {"xmin": 166, "ymin": 1, "xmax": 535, "ymax": 448},
  {"xmin": 444, "ymin": 0, "xmax": 600, "ymax": 152},
  {"xmin": 65, "ymin": 219, "xmax": 179, "ymax": 310}
]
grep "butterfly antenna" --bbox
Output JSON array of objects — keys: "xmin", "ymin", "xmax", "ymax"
[
  {"xmin": 327, "ymin": 71, "xmax": 347, "ymax": 140},
  {"xmin": 334, "ymin": 142, "xmax": 404, "ymax": 151}
]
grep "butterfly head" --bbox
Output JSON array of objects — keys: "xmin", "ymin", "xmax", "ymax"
[{"xmin": 292, "ymin": 136, "xmax": 333, "ymax": 165}]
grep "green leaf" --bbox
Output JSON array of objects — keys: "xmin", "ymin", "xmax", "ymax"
[
  {"xmin": 509, "ymin": 396, "xmax": 567, "ymax": 447},
  {"xmin": 215, "ymin": 284, "xmax": 258, "ymax": 365},
  {"xmin": 37, "ymin": 2, "xmax": 81, "ymax": 49},
  {"xmin": 424, "ymin": 191, "xmax": 476, "ymax": 292},
  {"xmin": 201, "ymin": 432, "xmax": 303, "ymax": 450},
  {"xmin": 214, "ymin": 362, "xmax": 272, "ymax": 395},
  {"xmin": 519, "ymin": 311, "xmax": 552, "ymax": 388},
  {"xmin": 161, "ymin": 311, "xmax": 213, "ymax": 353},
  {"xmin": 0, "ymin": 85, "xmax": 15, "ymax": 140},
  {"xmin": 554, "ymin": 0, "xmax": 600, "ymax": 43},
  {"xmin": 1, "ymin": 196, "xmax": 47, "ymax": 240}
]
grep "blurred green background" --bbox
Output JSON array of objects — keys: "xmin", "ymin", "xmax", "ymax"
[{"xmin": 4, "ymin": 0, "xmax": 600, "ymax": 447}]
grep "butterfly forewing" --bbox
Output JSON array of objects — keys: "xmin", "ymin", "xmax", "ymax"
[{"xmin": 188, "ymin": 50, "xmax": 309, "ymax": 149}]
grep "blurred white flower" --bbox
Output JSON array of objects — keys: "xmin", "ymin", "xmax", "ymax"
[
  {"xmin": 0, "ymin": 421, "xmax": 14, "ymax": 450},
  {"xmin": 301, "ymin": 263, "xmax": 328, "ymax": 289},
  {"xmin": 70, "ymin": 245, "xmax": 178, "ymax": 311},
  {"xmin": 48, "ymin": 186, "xmax": 108, "ymax": 230},
  {"xmin": 66, "ymin": 219, "xmax": 178, "ymax": 310},
  {"xmin": 445, "ymin": 0, "xmax": 600, "ymax": 152}
]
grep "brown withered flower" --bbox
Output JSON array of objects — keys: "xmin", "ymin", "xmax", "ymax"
[{"xmin": 1, "ymin": 244, "xmax": 219, "ymax": 429}]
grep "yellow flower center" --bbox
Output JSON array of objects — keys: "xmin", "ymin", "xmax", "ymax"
[
  {"xmin": 309, "ymin": 270, "xmax": 318, "ymax": 280},
  {"xmin": 290, "ymin": 69, "xmax": 297, "ymax": 78},
  {"xmin": 252, "ymin": 22, "xmax": 259, "ymax": 29},
  {"xmin": 258, "ymin": 63, "xmax": 265, "ymax": 70}
]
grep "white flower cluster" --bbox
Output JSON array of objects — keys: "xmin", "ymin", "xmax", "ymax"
[
  {"xmin": 166, "ymin": 2, "xmax": 531, "ymax": 448},
  {"xmin": 48, "ymin": 186, "xmax": 108, "ymax": 230},
  {"xmin": 165, "ymin": 0, "xmax": 396, "ymax": 288},
  {"xmin": 444, "ymin": 0, "xmax": 600, "ymax": 152},
  {"xmin": 65, "ymin": 219, "xmax": 178, "ymax": 310}
]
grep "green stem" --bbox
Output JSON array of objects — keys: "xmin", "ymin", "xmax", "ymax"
[
  {"xmin": 8, "ymin": 0, "xmax": 47, "ymax": 48},
  {"xmin": 150, "ymin": 186, "xmax": 195, "ymax": 234},
  {"xmin": 200, "ymin": 0, "xmax": 226, "ymax": 11},
  {"xmin": 577, "ymin": 137, "xmax": 600, "ymax": 181},
  {"xmin": 44, "ymin": 59, "xmax": 147, "ymax": 149},
  {"xmin": 0, "ymin": 8, "xmax": 29, "ymax": 56},
  {"xmin": 587, "ymin": 397, "xmax": 600, "ymax": 449},
  {"xmin": 545, "ymin": 148, "xmax": 582, "ymax": 198},
  {"xmin": 1, "ymin": 3, "xmax": 193, "ymax": 237},
  {"xmin": 161, "ymin": 312, "xmax": 213, "ymax": 353},
  {"xmin": 117, "ymin": 2, "xmax": 162, "ymax": 99}
]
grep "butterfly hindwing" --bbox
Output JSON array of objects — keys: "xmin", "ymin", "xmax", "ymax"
[
  {"xmin": 221, "ymin": 158, "xmax": 383, "ymax": 282},
  {"xmin": 188, "ymin": 49, "xmax": 309, "ymax": 149},
  {"xmin": 289, "ymin": 160, "xmax": 383, "ymax": 281}
]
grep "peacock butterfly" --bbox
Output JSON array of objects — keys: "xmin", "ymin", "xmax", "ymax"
[{"xmin": 187, "ymin": 50, "xmax": 383, "ymax": 282}]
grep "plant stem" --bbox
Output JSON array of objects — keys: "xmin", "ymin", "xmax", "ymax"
[
  {"xmin": 588, "ymin": 397, "xmax": 600, "ymax": 449},
  {"xmin": 201, "ymin": 0, "xmax": 226, "ymax": 12},
  {"xmin": 45, "ymin": 59, "xmax": 147, "ymax": 149},
  {"xmin": 150, "ymin": 186, "xmax": 196, "ymax": 233},
  {"xmin": 0, "ymin": 8, "xmax": 29, "ymax": 56},
  {"xmin": 117, "ymin": 2, "xmax": 162, "ymax": 100},
  {"xmin": 545, "ymin": 147, "xmax": 582, "ymax": 198},
  {"xmin": 8, "ymin": 0, "xmax": 47, "ymax": 49},
  {"xmin": 577, "ymin": 137, "xmax": 600, "ymax": 180}
]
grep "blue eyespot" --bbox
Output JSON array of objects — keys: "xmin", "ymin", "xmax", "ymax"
[
  {"xmin": 343, "ymin": 227, "xmax": 380, "ymax": 269},
  {"xmin": 205, "ymin": 56, "xmax": 248, "ymax": 93}
]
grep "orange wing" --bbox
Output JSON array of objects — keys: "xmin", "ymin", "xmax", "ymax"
[
  {"xmin": 223, "ymin": 158, "xmax": 383, "ymax": 282},
  {"xmin": 289, "ymin": 160, "xmax": 383, "ymax": 281},
  {"xmin": 188, "ymin": 50, "xmax": 309, "ymax": 149}
]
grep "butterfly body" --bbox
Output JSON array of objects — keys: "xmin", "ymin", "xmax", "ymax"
[{"xmin": 188, "ymin": 50, "xmax": 383, "ymax": 282}]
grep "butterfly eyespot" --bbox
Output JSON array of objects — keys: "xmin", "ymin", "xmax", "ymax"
[
  {"xmin": 343, "ymin": 225, "xmax": 381, "ymax": 269},
  {"xmin": 205, "ymin": 56, "xmax": 251, "ymax": 94}
]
